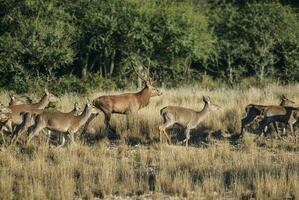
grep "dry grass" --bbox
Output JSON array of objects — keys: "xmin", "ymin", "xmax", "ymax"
[{"xmin": 1, "ymin": 84, "xmax": 299, "ymax": 199}]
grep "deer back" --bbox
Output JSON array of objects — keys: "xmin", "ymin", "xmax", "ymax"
[
  {"xmin": 161, "ymin": 106, "xmax": 199, "ymax": 127},
  {"xmin": 39, "ymin": 111, "xmax": 73, "ymax": 132},
  {"xmin": 9, "ymin": 105, "xmax": 43, "ymax": 125},
  {"xmin": 94, "ymin": 93, "xmax": 140, "ymax": 114},
  {"xmin": 263, "ymin": 106, "xmax": 297, "ymax": 123}
]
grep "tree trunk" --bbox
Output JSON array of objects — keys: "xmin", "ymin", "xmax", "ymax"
[
  {"xmin": 137, "ymin": 64, "xmax": 143, "ymax": 89},
  {"xmin": 81, "ymin": 55, "xmax": 89, "ymax": 78},
  {"xmin": 185, "ymin": 56, "xmax": 191, "ymax": 83},
  {"xmin": 259, "ymin": 64, "xmax": 265, "ymax": 82},
  {"xmin": 228, "ymin": 55, "xmax": 233, "ymax": 84},
  {"xmin": 109, "ymin": 50, "xmax": 116, "ymax": 77},
  {"xmin": 104, "ymin": 49, "xmax": 109, "ymax": 78},
  {"xmin": 89, "ymin": 55, "xmax": 97, "ymax": 72}
]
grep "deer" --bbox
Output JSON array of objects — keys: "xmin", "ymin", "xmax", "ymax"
[
  {"xmin": 82, "ymin": 65, "xmax": 162, "ymax": 133},
  {"xmin": 5, "ymin": 88, "xmax": 58, "ymax": 133},
  {"xmin": 0, "ymin": 103, "xmax": 11, "ymax": 113},
  {"xmin": 0, "ymin": 104, "xmax": 12, "ymax": 144},
  {"xmin": 258, "ymin": 105, "xmax": 299, "ymax": 139},
  {"xmin": 0, "ymin": 111, "xmax": 12, "ymax": 145},
  {"xmin": 27, "ymin": 103, "xmax": 99, "ymax": 145},
  {"xmin": 10, "ymin": 102, "xmax": 81, "ymax": 145},
  {"xmin": 240, "ymin": 95, "xmax": 295, "ymax": 136},
  {"xmin": 159, "ymin": 96, "xmax": 220, "ymax": 147},
  {"xmin": 8, "ymin": 94, "xmax": 24, "ymax": 106}
]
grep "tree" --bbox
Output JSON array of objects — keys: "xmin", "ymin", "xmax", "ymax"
[
  {"xmin": 0, "ymin": 0, "xmax": 75, "ymax": 92},
  {"xmin": 237, "ymin": 3, "xmax": 299, "ymax": 81}
]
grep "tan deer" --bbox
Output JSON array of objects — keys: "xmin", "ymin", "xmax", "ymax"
[
  {"xmin": 5, "ymin": 88, "xmax": 58, "ymax": 133},
  {"xmin": 8, "ymin": 94, "xmax": 24, "ymax": 106},
  {"xmin": 27, "ymin": 103, "xmax": 98, "ymax": 145},
  {"xmin": 240, "ymin": 95, "xmax": 295, "ymax": 136},
  {"xmin": 0, "ymin": 111, "xmax": 11, "ymax": 144},
  {"xmin": 159, "ymin": 96, "xmax": 220, "ymax": 147},
  {"xmin": 83, "ymin": 65, "xmax": 162, "ymax": 132},
  {"xmin": 10, "ymin": 102, "xmax": 81, "ymax": 145}
]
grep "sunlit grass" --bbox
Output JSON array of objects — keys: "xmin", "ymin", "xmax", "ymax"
[{"xmin": 0, "ymin": 84, "xmax": 299, "ymax": 199}]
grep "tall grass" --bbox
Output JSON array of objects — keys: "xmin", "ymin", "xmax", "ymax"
[{"xmin": 1, "ymin": 84, "xmax": 299, "ymax": 199}]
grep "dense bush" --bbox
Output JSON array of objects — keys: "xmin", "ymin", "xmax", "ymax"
[{"xmin": 0, "ymin": 0, "xmax": 299, "ymax": 93}]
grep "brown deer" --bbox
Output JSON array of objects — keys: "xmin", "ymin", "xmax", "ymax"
[
  {"xmin": 83, "ymin": 65, "xmax": 162, "ymax": 132},
  {"xmin": 159, "ymin": 96, "xmax": 220, "ymax": 147},
  {"xmin": 240, "ymin": 95, "xmax": 294, "ymax": 136},
  {"xmin": 10, "ymin": 102, "xmax": 81, "ymax": 145},
  {"xmin": 27, "ymin": 103, "xmax": 98, "ymax": 145},
  {"xmin": 258, "ymin": 105, "xmax": 299, "ymax": 139}
]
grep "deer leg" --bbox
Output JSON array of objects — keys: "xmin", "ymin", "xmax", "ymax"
[
  {"xmin": 258, "ymin": 118, "xmax": 271, "ymax": 137},
  {"xmin": 11, "ymin": 123, "xmax": 30, "ymax": 145},
  {"xmin": 68, "ymin": 132, "xmax": 76, "ymax": 145},
  {"xmin": 0, "ymin": 127, "xmax": 5, "ymax": 145},
  {"xmin": 240, "ymin": 114, "xmax": 257, "ymax": 135},
  {"xmin": 46, "ymin": 130, "xmax": 52, "ymax": 145},
  {"xmin": 27, "ymin": 123, "xmax": 45, "ymax": 144},
  {"xmin": 158, "ymin": 127, "xmax": 172, "ymax": 145},
  {"xmin": 163, "ymin": 129, "xmax": 171, "ymax": 145},
  {"xmin": 81, "ymin": 113, "xmax": 98, "ymax": 134},
  {"xmin": 272, "ymin": 122, "xmax": 280, "ymax": 139},
  {"xmin": 53, "ymin": 135, "xmax": 66, "ymax": 150},
  {"xmin": 126, "ymin": 113, "xmax": 131, "ymax": 130},
  {"xmin": 159, "ymin": 120, "xmax": 173, "ymax": 144},
  {"xmin": 288, "ymin": 122, "xmax": 295, "ymax": 138},
  {"xmin": 184, "ymin": 128, "xmax": 191, "ymax": 147},
  {"xmin": 104, "ymin": 112, "xmax": 113, "ymax": 131}
]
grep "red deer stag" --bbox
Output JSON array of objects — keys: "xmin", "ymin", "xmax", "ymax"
[{"xmin": 83, "ymin": 65, "xmax": 162, "ymax": 133}]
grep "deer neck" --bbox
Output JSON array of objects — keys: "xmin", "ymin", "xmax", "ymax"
[
  {"xmin": 136, "ymin": 86, "xmax": 151, "ymax": 109},
  {"xmin": 33, "ymin": 94, "xmax": 49, "ymax": 109},
  {"xmin": 77, "ymin": 107, "xmax": 92, "ymax": 127},
  {"xmin": 196, "ymin": 103, "xmax": 210, "ymax": 121},
  {"xmin": 280, "ymin": 100, "xmax": 286, "ymax": 106}
]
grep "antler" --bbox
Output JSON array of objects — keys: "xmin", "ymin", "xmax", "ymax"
[
  {"xmin": 134, "ymin": 64, "xmax": 150, "ymax": 83},
  {"xmin": 280, "ymin": 94, "xmax": 286, "ymax": 100}
]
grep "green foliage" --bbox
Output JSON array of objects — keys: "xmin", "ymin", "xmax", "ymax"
[
  {"xmin": 0, "ymin": 0, "xmax": 75, "ymax": 90},
  {"xmin": 237, "ymin": 3, "xmax": 299, "ymax": 81},
  {"xmin": 0, "ymin": 0, "xmax": 299, "ymax": 93},
  {"xmin": 209, "ymin": 2, "xmax": 299, "ymax": 83},
  {"xmin": 55, "ymin": 75, "xmax": 117, "ymax": 94}
]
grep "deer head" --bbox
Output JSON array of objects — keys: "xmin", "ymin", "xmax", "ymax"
[
  {"xmin": 44, "ymin": 88, "xmax": 59, "ymax": 103},
  {"xmin": 73, "ymin": 102, "xmax": 81, "ymax": 116},
  {"xmin": 135, "ymin": 65, "xmax": 162, "ymax": 97},
  {"xmin": 9, "ymin": 93, "xmax": 16, "ymax": 101},
  {"xmin": 85, "ymin": 103, "xmax": 99, "ymax": 115},
  {"xmin": 203, "ymin": 96, "xmax": 221, "ymax": 111},
  {"xmin": 280, "ymin": 95, "xmax": 295, "ymax": 105}
]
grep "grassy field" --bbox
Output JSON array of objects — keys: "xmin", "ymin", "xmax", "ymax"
[{"xmin": 1, "ymin": 84, "xmax": 299, "ymax": 199}]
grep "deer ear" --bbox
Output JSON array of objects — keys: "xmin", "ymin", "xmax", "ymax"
[
  {"xmin": 293, "ymin": 110, "xmax": 298, "ymax": 119},
  {"xmin": 203, "ymin": 96, "xmax": 211, "ymax": 103}
]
